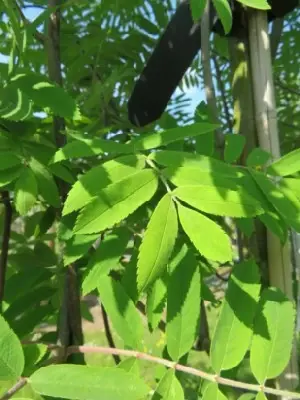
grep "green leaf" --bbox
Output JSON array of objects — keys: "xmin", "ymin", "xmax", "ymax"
[
  {"xmin": 118, "ymin": 358, "xmax": 139, "ymax": 375},
  {"xmin": 14, "ymin": 168, "xmax": 38, "ymax": 215},
  {"xmin": 152, "ymin": 370, "xmax": 184, "ymax": 400},
  {"xmin": 63, "ymin": 234, "xmax": 99, "ymax": 266},
  {"xmin": 133, "ymin": 123, "xmax": 219, "ymax": 151},
  {"xmin": 30, "ymin": 365, "xmax": 149, "ymax": 400},
  {"xmin": 202, "ymin": 383, "xmax": 227, "ymax": 400},
  {"xmin": 29, "ymin": 158, "xmax": 61, "ymax": 208},
  {"xmin": 97, "ymin": 276, "xmax": 144, "ymax": 350},
  {"xmin": 210, "ymin": 260, "xmax": 261, "ymax": 373},
  {"xmin": 224, "ymin": 134, "xmax": 245, "ymax": 163},
  {"xmin": 0, "ymin": 151, "xmax": 22, "ymax": 170},
  {"xmin": 163, "ymin": 167, "xmax": 237, "ymax": 189},
  {"xmin": 74, "ymin": 169, "xmax": 158, "ymax": 234},
  {"xmin": 149, "ymin": 151, "xmax": 238, "ymax": 178},
  {"xmin": 63, "ymin": 154, "xmax": 146, "ymax": 215},
  {"xmin": 178, "ymin": 204, "xmax": 232, "ymax": 262},
  {"xmin": 0, "ymin": 166, "xmax": 21, "ymax": 188},
  {"xmin": 137, "ymin": 193, "xmax": 178, "ymax": 293},
  {"xmin": 235, "ymin": 218, "xmax": 255, "ymax": 238},
  {"xmin": 259, "ymin": 211, "xmax": 288, "ymax": 244},
  {"xmin": 9, "ymin": 74, "xmax": 78, "ymax": 119},
  {"xmin": 173, "ymin": 185, "xmax": 263, "ymax": 218},
  {"xmin": 267, "ymin": 148, "xmax": 300, "ymax": 177},
  {"xmin": 281, "ymin": 178, "xmax": 300, "ymax": 202},
  {"xmin": 250, "ymin": 169, "xmax": 300, "ymax": 232},
  {"xmin": 190, "ymin": 0, "xmax": 207, "ymax": 21},
  {"xmin": 236, "ymin": 0, "xmax": 270, "ymax": 9},
  {"xmin": 250, "ymin": 288, "xmax": 295, "ymax": 384},
  {"xmin": 82, "ymin": 228, "xmax": 131, "ymax": 295},
  {"xmin": 52, "ymin": 137, "xmax": 132, "ymax": 163},
  {"xmin": 146, "ymin": 278, "xmax": 167, "ymax": 331},
  {"xmin": 246, "ymin": 148, "xmax": 271, "ymax": 167},
  {"xmin": 0, "ymin": 314, "xmax": 24, "ymax": 380},
  {"xmin": 255, "ymin": 393, "xmax": 267, "ymax": 400},
  {"xmin": 167, "ymin": 244, "xmax": 201, "ymax": 361},
  {"xmin": 49, "ymin": 163, "xmax": 75, "ymax": 184},
  {"xmin": 212, "ymin": 0, "xmax": 232, "ymax": 34},
  {"xmin": 3, "ymin": 0, "xmax": 23, "ymax": 50},
  {"xmin": 0, "ymin": 86, "xmax": 33, "ymax": 121},
  {"xmin": 22, "ymin": 343, "xmax": 48, "ymax": 375},
  {"xmin": 238, "ymin": 394, "xmax": 256, "ymax": 400}
]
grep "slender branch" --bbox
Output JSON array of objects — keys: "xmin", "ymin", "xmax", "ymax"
[
  {"xmin": 100, "ymin": 303, "xmax": 121, "ymax": 365},
  {"xmin": 66, "ymin": 345, "xmax": 300, "ymax": 399},
  {"xmin": 0, "ymin": 191, "xmax": 12, "ymax": 310},
  {"xmin": 0, "ymin": 378, "xmax": 27, "ymax": 400}
]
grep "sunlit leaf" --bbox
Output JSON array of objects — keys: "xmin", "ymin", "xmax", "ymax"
[
  {"xmin": 137, "ymin": 193, "xmax": 178, "ymax": 293},
  {"xmin": 210, "ymin": 260, "xmax": 261, "ymax": 373},
  {"xmin": 177, "ymin": 204, "xmax": 232, "ymax": 262},
  {"xmin": 167, "ymin": 244, "xmax": 201, "ymax": 361},
  {"xmin": 0, "ymin": 314, "xmax": 24, "ymax": 380},
  {"xmin": 97, "ymin": 276, "xmax": 144, "ymax": 350},
  {"xmin": 250, "ymin": 288, "xmax": 295, "ymax": 384},
  {"xmin": 74, "ymin": 169, "xmax": 158, "ymax": 234},
  {"xmin": 152, "ymin": 370, "xmax": 184, "ymax": 400},
  {"xmin": 30, "ymin": 365, "xmax": 149, "ymax": 400},
  {"xmin": 14, "ymin": 168, "xmax": 38, "ymax": 215}
]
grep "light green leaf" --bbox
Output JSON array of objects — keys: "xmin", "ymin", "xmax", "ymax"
[
  {"xmin": 0, "ymin": 151, "xmax": 22, "ymax": 170},
  {"xmin": 137, "ymin": 193, "xmax": 178, "ymax": 293},
  {"xmin": 82, "ymin": 228, "xmax": 131, "ymax": 295},
  {"xmin": 0, "ymin": 87, "xmax": 33, "ymax": 121},
  {"xmin": 210, "ymin": 260, "xmax": 261, "ymax": 373},
  {"xmin": 178, "ymin": 204, "xmax": 232, "ymax": 262},
  {"xmin": 133, "ymin": 123, "xmax": 219, "ymax": 151},
  {"xmin": 0, "ymin": 314, "xmax": 24, "ymax": 380},
  {"xmin": 174, "ymin": 185, "xmax": 263, "ymax": 218},
  {"xmin": 202, "ymin": 383, "xmax": 227, "ymax": 400},
  {"xmin": 149, "ymin": 151, "xmax": 238, "ymax": 178},
  {"xmin": 163, "ymin": 167, "xmax": 237, "ymax": 189},
  {"xmin": 246, "ymin": 148, "xmax": 271, "ymax": 167},
  {"xmin": 212, "ymin": 0, "xmax": 232, "ymax": 34},
  {"xmin": 267, "ymin": 148, "xmax": 300, "ymax": 177},
  {"xmin": 146, "ymin": 278, "xmax": 167, "ymax": 331},
  {"xmin": 63, "ymin": 234, "xmax": 99, "ymax": 266},
  {"xmin": 224, "ymin": 134, "xmax": 246, "ymax": 163},
  {"xmin": 190, "ymin": 0, "xmax": 207, "ymax": 21},
  {"xmin": 30, "ymin": 365, "xmax": 149, "ymax": 400},
  {"xmin": 255, "ymin": 393, "xmax": 267, "ymax": 400},
  {"xmin": 97, "ymin": 276, "xmax": 144, "ymax": 350},
  {"xmin": 152, "ymin": 370, "xmax": 184, "ymax": 400},
  {"xmin": 63, "ymin": 154, "xmax": 146, "ymax": 215},
  {"xmin": 281, "ymin": 178, "xmax": 300, "ymax": 202},
  {"xmin": 29, "ymin": 158, "xmax": 61, "ymax": 208},
  {"xmin": 167, "ymin": 244, "xmax": 201, "ymax": 361},
  {"xmin": 236, "ymin": 0, "xmax": 270, "ymax": 9},
  {"xmin": 250, "ymin": 170, "xmax": 300, "ymax": 232},
  {"xmin": 250, "ymin": 288, "xmax": 295, "ymax": 384},
  {"xmin": 74, "ymin": 169, "xmax": 158, "ymax": 234},
  {"xmin": 52, "ymin": 138, "xmax": 132, "ymax": 163},
  {"xmin": 14, "ymin": 168, "xmax": 38, "ymax": 215}
]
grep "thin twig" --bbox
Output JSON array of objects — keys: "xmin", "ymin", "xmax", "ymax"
[
  {"xmin": 14, "ymin": 0, "xmax": 45, "ymax": 44},
  {"xmin": 0, "ymin": 378, "xmax": 27, "ymax": 400},
  {"xmin": 66, "ymin": 345, "xmax": 300, "ymax": 399},
  {"xmin": 100, "ymin": 303, "xmax": 121, "ymax": 365},
  {"xmin": 0, "ymin": 191, "xmax": 12, "ymax": 310}
]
